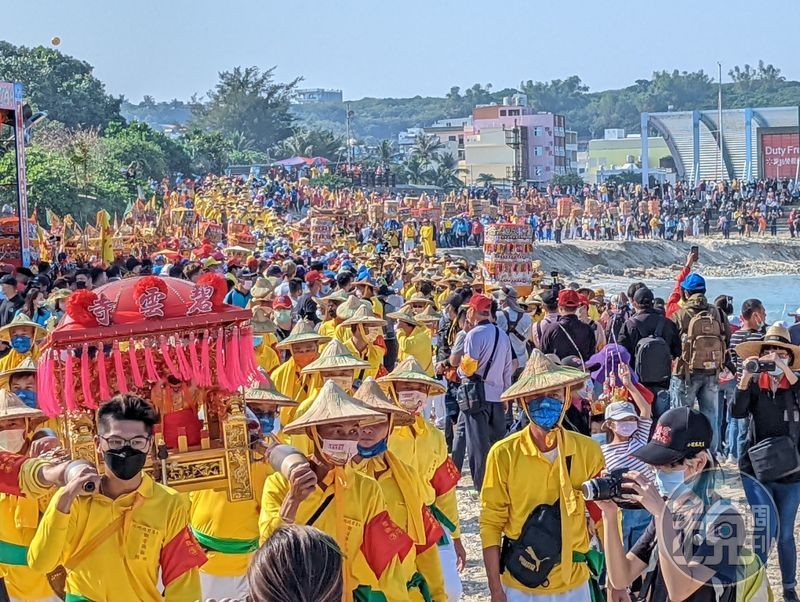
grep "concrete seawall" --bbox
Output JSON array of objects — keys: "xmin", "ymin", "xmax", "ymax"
[{"xmin": 441, "ymin": 238, "xmax": 800, "ymax": 279}]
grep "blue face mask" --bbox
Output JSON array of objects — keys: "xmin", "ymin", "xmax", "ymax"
[
  {"xmin": 654, "ymin": 468, "xmax": 685, "ymax": 497},
  {"xmin": 253, "ymin": 336, "xmax": 264, "ymax": 348},
  {"xmin": 254, "ymin": 412, "xmax": 275, "ymax": 435},
  {"xmin": 357, "ymin": 439, "xmax": 388, "ymax": 459},
  {"xmin": 10, "ymin": 336, "xmax": 32, "ymax": 354},
  {"xmin": 526, "ymin": 396, "xmax": 565, "ymax": 431},
  {"xmin": 16, "ymin": 389, "xmax": 36, "ymax": 408},
  {"xmin": 591, "ymin": 433, "xmax": 606, "ymax": 445}
]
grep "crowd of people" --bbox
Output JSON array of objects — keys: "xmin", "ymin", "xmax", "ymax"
[{"xmin": 0, "ymin": 170, "xmax": 798, "ymax": 602}]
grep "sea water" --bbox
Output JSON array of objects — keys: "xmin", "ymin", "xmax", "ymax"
[
  {"xmin": 647, "ymin": 274, "xmax": 800, "ymax": 323},
  {"xmin": 594, "ymin": 274, "xmax": 800, "ymax": 323}
]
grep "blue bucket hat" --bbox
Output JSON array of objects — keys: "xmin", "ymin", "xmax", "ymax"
[{"xmin": 681, "ymin": 273, "xmax": 706, "ymax": 293}]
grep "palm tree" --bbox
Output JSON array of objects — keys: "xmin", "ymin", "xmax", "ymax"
[
  {"xmin": 228, "ymin": 130, "xmax": 255, "ymax": 152},
  {"xmin": 477, "ymin": 173, "xmax": 496, "ymax": 187},
  {"xmin": 403, "ymin": 155, "xmax": 427, "ymax": 185},
  {"xmin": 376, "ymin": 139, "xmax": 396, "ymax": 167},
  {"xmin": 411, "ymin": 134, "xmax": 445, "ymax": 167}
]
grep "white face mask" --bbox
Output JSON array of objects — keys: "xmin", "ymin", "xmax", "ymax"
[
  {"xmin": 330, "ymin": 376, "xmax": 353, "ymax": 393},
  {"xmin": 0, "ymin": 429, "xmax": 26, "ymax": 453},
  {"xmin": 612, "ymin": 421, "xmax": 638, "ymax": 437},
  {"xmin": 431, "ymin": 334, "xmax": 439, "ymax": 347},
  {"xmin": 397, "ymin": 390, "xmax": 427, "ymax": 413},
  {"xmin": 316, "ymin": 309, "xmax": 325, "ymax": 321},
  {"xmin": 320, "ymin": 438, "xmax": 359, "ymax": 465}
]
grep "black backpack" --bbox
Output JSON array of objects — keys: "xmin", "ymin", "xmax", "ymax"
[{"xmin": 634, "ymin": 317, "xmax": 672, "ymax": 384}]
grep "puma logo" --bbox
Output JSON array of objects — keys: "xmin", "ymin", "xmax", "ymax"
[{"xmin": 519, "ymin": 546, "xmax": 549, "ymax": 573}]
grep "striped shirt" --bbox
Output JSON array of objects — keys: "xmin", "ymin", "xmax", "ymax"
[
  {"xmin": 601, "ymin": 418, "xmax": 655, "ymax": 481},
  {"xmin": 729, "ymin": 327, "xmax": 765, "ymax": 379}
]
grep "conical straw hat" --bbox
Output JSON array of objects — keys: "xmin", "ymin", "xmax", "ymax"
[
  {"xmin": 402, "ymin": 293, "xmax": 435, "ymax": 309},
  {"xmin": 0, "ymin": 314, "xmax": 46, "ymax": 342},
  {"xmin": 300, "ymin": 339, "xmax": 370, "ymax": 374},
  {"xmin": 377, "ymin": 357, "xmax": 446, "ymax": 395},
  {"xmin": 500, "ymin": 349, "xmax": 588, "ymax": 402},
  {"xmin": 353, "ymin": 377, "xmax": 414, "ymax": 426},
  {"xmin": 245, "ymin": 371, "xmax": 298, "ymax": 406},
  {"xmin": 313, "ymin": 290, "xmax": 348, "ymax": 307},
  {"xmin": 0, "ymin": 357, "xmax": 36, "ymax": 379},
  {"xmin": 275, "ymin": 319, "xmax": 331, "ymax": 349},
  {"xmin": 283, "ymin": 380, "xmax": 386, "ymax": 435},
  {"xmin": 386, "ymin": 305, "xmax": 420, "ymax": 327},
  {"xmin": 0, "ymin": 389, "xmax": 44, "ymax": 421},
  {"xmin": 340, "ymin": 304, "xmax": 386, "ymax": 328},
  {"xmin": 336, "ymin": 296, "xmax": 371, "ymax": 321},
  {"xmin": 250, "ymin": 307, "xmax": 277, "ymax": 335},
  {"xmin": 415, "ymin": 305, "xmax": 441, "ymax": 325},
  {"xmin": 735, "ymin": 323, "xmax": 800, "ymax": 369}
]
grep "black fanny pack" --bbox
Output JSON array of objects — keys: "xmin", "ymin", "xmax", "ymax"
[
  {"xmin": 500, "ymin": 501, "xmax": 562, "ymax": 589},
  {"xmin": 747, "ymin": 435, "xmax": 800, "ymax": 482}
]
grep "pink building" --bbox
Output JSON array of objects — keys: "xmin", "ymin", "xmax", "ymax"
[{"xmin": 469, "ymin": 100, "xmax": 568, "ymax": 185}]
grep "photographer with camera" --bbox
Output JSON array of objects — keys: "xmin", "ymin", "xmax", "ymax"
[
  {"xmin": 732, "ymin": 324, "xmax": 800, "ymax": 602},
  {"xmin": 597, "ymin": 408, "xmax": 768, "ymax": 602}
]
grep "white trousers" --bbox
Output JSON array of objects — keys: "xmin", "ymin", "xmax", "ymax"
[
  {"xmin": 200, "ymin": 571, "xmax": 249, "ymax": 600},
  {"xmin": 11, "ymin": 597, "xmax": 60, "ymax": 602},
  {"xmin": 437, "ymin": 541, "xmax": 463, "ymax": 602},
  {"xmin": 503, "ymin": 581, "xmax": 590, "ymax": 602}
]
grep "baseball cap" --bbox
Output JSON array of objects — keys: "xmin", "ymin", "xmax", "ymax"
[
  {"xmin": 557, "ymin": 289, "xmax": 581, "ymax": 308},
  {"xmin": 266, "ymin": 265, "xmax": 283, "ymax": 277},
  {"xmin": 632, "ymin": 407, "xmax": 712, "ymax": 465},
  {"xmin": 540, "ymin": 289, "xmax": 558, "ymax": 306},
  {"xmin": 272, "ymin": 295, "xmax": 293, "ymax": 310},
  {"xmin": 497, "ymin": 285, "xmax": 519, "ymax": 300},
  {"xmin": 305, "ymin": 271, "xmax": 323, "ymax": 284},
  {"xmin": 681, "ymin": 273, "xmax": 706, "ymax": 293},
  {"xmin": 0, "ymin": 275, "xmax": 17, "ymax": 287},
  {"xmin": 604, "ymin": 401, "xmax": 638, "ymax": 421},
  {"xmin": 633, "ymin": 287, "xmax": 655, "ymax": 306},
  {"xmin": 789, "ymin": 307, "xmax": 800, "ymax": 317},
  {"xmin": 468, "ymin": 294, "xmax": 493, "ymax": 314}
]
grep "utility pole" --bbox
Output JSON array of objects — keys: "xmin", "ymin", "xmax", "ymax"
[
  {"xmin": 345, "ymin": 104, "xmax": 354, "ymax": 171},
  {"xmin": 717, "ymin": 62, "xmax": 723, "ymax": 181}
]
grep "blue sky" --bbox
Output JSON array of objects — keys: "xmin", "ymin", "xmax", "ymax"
[{"xmin": 5, "ymin": 0, "xmax": 800, "ymax": 102}]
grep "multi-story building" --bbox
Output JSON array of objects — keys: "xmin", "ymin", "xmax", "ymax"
[
  {"xmin": 565, "ymin": 130, "xmax": 578, "ymax": 173},
  {"xmin": 424, "ymin": 117, "xmax": 472, "ymax": 162},
  {"xmin": 462, "ymin": 96, "xmax": 567, "ymax": 186},
  {"xmin": 293, "ymin": 88, "xmax": 343, "ymax": 104}
]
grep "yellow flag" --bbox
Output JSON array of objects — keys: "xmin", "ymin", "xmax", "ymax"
[{"xmin": 97, "ymin": 210, "xmax": 114, "ymax": 263}]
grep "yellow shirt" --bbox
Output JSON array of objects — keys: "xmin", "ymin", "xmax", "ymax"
[
  {"xmin": 319, "ymin": 319, "xmax": 337, "ymax": 338},
  {"xmin": 344, "ymin": 338, "xmax": 385, "ymax": 381},
  {"xmin": 354, "ymin": 453, "xmax": 446, "ymax": 602},
  {"xmin": 272, "ymin": 357, "xmax": 318, "ymax": 425},
  {"xmin": 401, "ymin": 284, "xmax": 416, "ymax": 301},
  {"xmin": 259, "ymin": 465, "xmax": 411, "ymax": 601},
  {"xmin": 0, "ymin": 488, "xmax": 53, "ymax": 599},
  {"xmin": 189, "ymin": 462, "xmax": 270, "ymax": 577},
  {"xmin": 0, "ymin": 347, "xmax": 40, "ymax": 373},
  {"xmin": 389, "ymin": 416, "xmax": 461, "ymax": 538},
  {"xmin": 254, "ymin": 339, "xmax": 280, "ymax": 374},
  {"xmin": 396, "ymin": 326, "xmax": 433, "ymax": 376},
  {"xmin": 480, "ymin": 427, "xmax": 604, "ymax": 595},
  {"xmin": 28, "ymin": 474, "xmax": 204, "ymax": 601}
]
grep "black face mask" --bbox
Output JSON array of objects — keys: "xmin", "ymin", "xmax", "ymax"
[{"xmin": 104, "ymin": 446, "xmax": 147, "ymax": 481}]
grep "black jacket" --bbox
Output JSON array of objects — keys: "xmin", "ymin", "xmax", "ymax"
[
  {"xmin": 732, "ymin": 377, "xmax": 800, "ymax": 483},
  {"xmin": 539, "ymin": 314, "xmax": 596, "ymax": 362},
  {"xmin": 0, "ymin": 295, "xmax": 23, "ymax": 327},
  {"xmin": 617, "ymin": 307, "xmax": 682, "ymax": 361}
]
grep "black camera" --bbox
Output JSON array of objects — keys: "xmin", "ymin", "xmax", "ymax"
[
  {"xmin": 743, "ymin": 359, "xmax": 776, "ymax": 374},
  {"xmin": 581, "ymin": 468, "xmax": 641, "ymax": 509}
]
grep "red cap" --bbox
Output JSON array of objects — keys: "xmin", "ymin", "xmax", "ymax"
[
  {"xmin": 558, "ymin": 289, "xmax": 582, "ymax": 308},
  {"xmin": 468, "ymin": 294, "xmax": 493, "ymax": 314},
  {"xmin": 305, "ymin": 270, "xmax": 323, "ymax": 284},
  {"xmin": 272, "ymin": 295, "xmax": 293, "ymax": 310},
  {"xmin": 578, "ymin": 294, "xmax": 590, "ymax": 308}
]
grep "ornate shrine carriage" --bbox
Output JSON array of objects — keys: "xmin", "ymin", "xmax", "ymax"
[{"xmin": 37, "ymin": 274, "xmax": 263, "ymax": 501}]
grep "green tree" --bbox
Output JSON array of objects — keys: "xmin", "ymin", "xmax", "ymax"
[
  {"xmin": 105, "ymin": 120, "xmax": 191, "ymax": 176},
  {"xmin": 0, "ymin": 42, "xmax": 122, "ymax": 129},
  {"xmin": 276, "ymin": 128, "xmax": 343, "ymax": 159},
  {"xmin": 192, "ymin": 66, "xmax": 299, "ymax": 151},
  {"xmin": 410, "ymin": 134, "xmax": 445, "ymax": 167},
  {"xmin": 402, "ymin": 155, "xmax": 427, "ymax": 185},
  {"xmin": 375, "ymin": 139, "xmax": 396, "ymax": 167},
  {"xmin": 550, "ymin": 172, "xmax": 584, "ymax": 189},
  {"xmin": 181, "ymin": 128, "xmax": 232, "ymax": 174},
  {"xmin": 477, "ymin": 173, "xmax": 496, "ymax": 187}
]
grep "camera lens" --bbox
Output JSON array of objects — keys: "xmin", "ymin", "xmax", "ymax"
[{"xmin": 743, "ymin": 358, "xmax": 760, "ymax": 373}]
